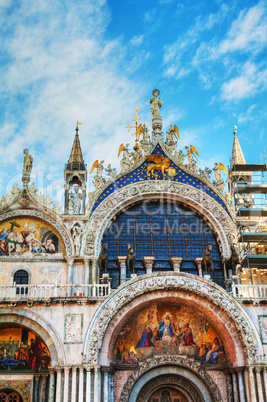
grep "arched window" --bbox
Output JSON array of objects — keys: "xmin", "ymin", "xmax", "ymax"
[
  {"xmin": 102, "ymin": 200, "xmax": 223, "ymax": 288},
  {"xmin": 14, "ymin": 270, "xmax": 29, "ymax": 295}
]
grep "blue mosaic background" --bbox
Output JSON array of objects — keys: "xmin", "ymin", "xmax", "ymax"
[
  {"xmin": 102, "ymin": 200, "xmax": 224, "ymax": 288},
  {"xmin": 92, "ymin": 143, "xmax": 229, "ymax": 215}
]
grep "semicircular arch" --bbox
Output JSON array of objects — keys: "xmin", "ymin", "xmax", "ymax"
[
  {"xmin": 0, "ymin": 209, "xmax": 73, "ymax": 256},
  {"xmin": 83, "ymin": 273, "xmax": 262, "ymax": 366},
  {"xmin": 0, "ymin": 308, "xmax": 65, "ymax": 366},
  {"xmin": 83, "ymin": 181, "xmax": 236, "ymax": 259}
]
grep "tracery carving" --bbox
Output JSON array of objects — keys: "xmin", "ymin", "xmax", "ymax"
[
  {"xmin": 119, "ymin": 356, "xmax": 222, "ymax": 402},
  {"xmin": 84, "ymin": 273, "xmax": 260, "ymax": 366},
  {"xmin": 82, "ymin": 181, "xmax": 236, "ymax": 259}
]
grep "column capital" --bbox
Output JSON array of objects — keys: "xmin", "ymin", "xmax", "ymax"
[
  {"xmin": 48, "ymin": 367, "xmax": 56, "ymax": 374},
  {"xmin": 101, "ymin": 366, "xmax": 109, "ymax": 374},
  {"xmin": 65, "ymin": 257, "xmax": 74, "ymax": 266},
  {"xmin": 84, "ymin": 365, "xmax": 93, "ymax": 372},
  {"xmin": 93, "ymin": 364, "xmax": 101, "ymax": 372},
  {"xmin": 64, "ymin": 365, "xmax": 71, "ymax": 372},
  {"xmin": 234, "ymin": 366, "xmax": 245, "ymax": 373},
  {"xmin": 142, "ymin": 256, "xmax": 155, "ymax": 273},
  {"xmin": 117, "ymin": 256, "xmax": 126, "ymax": 265},
  {"xmin": 194, "ymin": 257, "xmax": 202, "ymax": 266},
  {"xmin": 255, "ymin": 366, "xmax": 263, "ymax": 373},
  {"xmin": 78, "ymin": 366, "xmax": 84, "ymax": 372},
  {"xmin": 170, "ymin": 257, "xmax": 182, "ymax": 272}
]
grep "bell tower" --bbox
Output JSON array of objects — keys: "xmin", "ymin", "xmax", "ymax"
[{"xmin": 64, "ymin": 123, "xmax": 87, "ymax": 214}]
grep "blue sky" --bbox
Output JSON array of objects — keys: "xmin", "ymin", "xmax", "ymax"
[{"xmin": 0, "ymin": 0, "xmax": 266, "ymax": 203}]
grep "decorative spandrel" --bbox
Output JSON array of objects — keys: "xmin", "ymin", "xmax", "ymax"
[{"xmin": 112, "ymin": 302, "xmax": 227, "ymax": 365}]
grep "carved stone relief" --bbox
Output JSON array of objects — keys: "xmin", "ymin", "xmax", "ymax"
[{"xmin": 64, "ymin": 314, "xmax": 83, "ymax": 344}]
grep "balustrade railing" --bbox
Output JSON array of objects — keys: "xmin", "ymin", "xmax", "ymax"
[
  {"xmin": 0, "ymin": 283, "xmax": 111, "ymax": 300},
  {"xmin": 232, "ymin": 284, "xmax": 267, "ymax": 300}
]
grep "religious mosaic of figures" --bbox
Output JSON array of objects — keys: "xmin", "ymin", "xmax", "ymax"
[
  {"xmin": 113, "ymin": 303, "xmax": 227, "ymax": 365},
  {"xmin": 0, "ymin": 217, "xmax": 64, "ymax": 256},
  {"xmin": 0, "ymin": 325, "xmax": 51, "ymax": 371}
]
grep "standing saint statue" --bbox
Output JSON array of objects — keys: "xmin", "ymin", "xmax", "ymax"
[
  {"xmin": 71, "ymin": 186, "xmax": 82, "ymax": 214},
  {"xmin": 23, "ymin": 149, "xmax": 33, "ymax": 175},
  {"xmin": 149, "ymin": 89, "xmax": 162, "ymax": 118}
]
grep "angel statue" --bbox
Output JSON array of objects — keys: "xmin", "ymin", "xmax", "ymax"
[
  {"xmin": 166, "ymin": 125, "xmax": 179, "ymax": 143},
  {"xmin": 149, "ymin": 89, "xmax": 162, "ymax": 119},
  {"xmin": 165, "ymin": 124, "xmax": 179, "ymax": 153},
  {"xmin": 213, "ymin": 162, "xmax": 228, "ymax": 193},
  {"xmin": 213, "ymin": 163, "xmax": 228, "ymax": 183},
  {"xmin": 105, "ymin": 164, "xmax": 117, "ymax": 180},
  {"xmin": 131, "ymin": 143, "xmax": 143, "ymax": 165},
  {"xmin": 185, "ymin": 145, "xmax": 199, "ymax": 167},
  {"xmin": 118, "ymin": 143, "xmax": 132, "ymax": 172},
  {"xmin": 90, "ymin": 160, "xmax": 106, "ymax": 190}
]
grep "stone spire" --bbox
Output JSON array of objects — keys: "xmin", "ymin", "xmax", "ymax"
[
  {"xmin": 230, "ymin": 125, "xmax": 246, "ymax": 168},
  {"xmin": 66, "ymin": 124, "xmax": 86, "ymax": 171}
]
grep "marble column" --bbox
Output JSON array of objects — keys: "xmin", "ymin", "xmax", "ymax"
[
  {"xmin": 142, "ymin": 256, "xmax": 155, "ymax": 274},
  {"xmin": 117, "ymin": 257, "xmax": 127, "ymax": 285},
  {"xmin": 94, "ymin": 365, "xmax": 101, "ymax": 402},
  {"xmin": 230, "ymin": 370, "xmax": 239, "ymax": 402},
  {"xmin": 248, "ymin": 366, "xmax": 257, "ymax": 402},
  {"xmin": 91, "ymin": 257, "xmax": 99, "ymax": 285},
  {"xmin": 235, "ymin": 368, "xmax": 246, "ymax": 402},
  {"xmin": 34, "ymin": 375, "xmax": 40, "ymax": 402},
  {"xmin": 102, "ymin": 367, "xmax": 109, "ymax": 402},
  {"xmin": 85, "ymin": 366, "xmax": 92, "ymax": 402},
  {"xmin": 40, "ymin": 375, "xmax": 48, "ymax": 402},
  {"xmin": 255, "ymin": 366, "xmax": 264, "ymax": 402},
  {"xmin": 71, "ymin": 367, "xmax": 77, "ymax": 402},
  {"xmin": 170, "ymin": 257, "xmax": 182, "ymax": 272},
  {"xmin": 224, "ymin": 370, "xmax": 233, "ymax": 402},
  {"xmin": 194, "ymin": 257, "xmax": 203, "ymax": 277},
  {"xmin": 66, "ymin": 258, "xmax": 74, "ymax": 294},
  {"xmin": 109, "ymin": 366, "xmax": 114, "ymax": 402},
  {"xmin": 48, "ymin": 369, "xmax": 56, "ymax": 402},
  {"xmin": 78, "ymin": 367, "xmax": 84, "ymax": 402},
  {"xmin": 56, "ymin": 368, "xmax": 62, "ymax": 402},
  {"xmin": 63, "ymin": 366, "xmax": 70, "ymax": 402},
  {"xmin": 263, "ymin": 367, "xmax": 267, "ymax": 402},
  {"xmin": 84, "ymin": 258, "xmax": 90, "ymax": 295}
]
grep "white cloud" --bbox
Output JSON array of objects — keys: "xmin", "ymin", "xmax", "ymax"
[
  {"xmin": 218, "ymin": 2, "xmax": 267, "ymax": 55},
  {"xmin": 129, "ymin": 35, "xmax": 144, "ymax": 47},
  {"xmin": 0, "ymin": 0, "xmax": 150, "ymax": 198},
  {"xmin": 221, "ymin": 62, "xmax": 267, "ymax": 100}
]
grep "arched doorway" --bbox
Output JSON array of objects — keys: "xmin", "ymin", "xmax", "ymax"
[
  {"xmin": 149, "ymin": 388, "xmax": 187, "ymax": 402},
  {"xmin": 137, "ymin": 373, "xmax": 201, "ymax": 402},
  {"xmin": 0, "ymin": 390, "xmax": 23, "ymax": 402}
]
